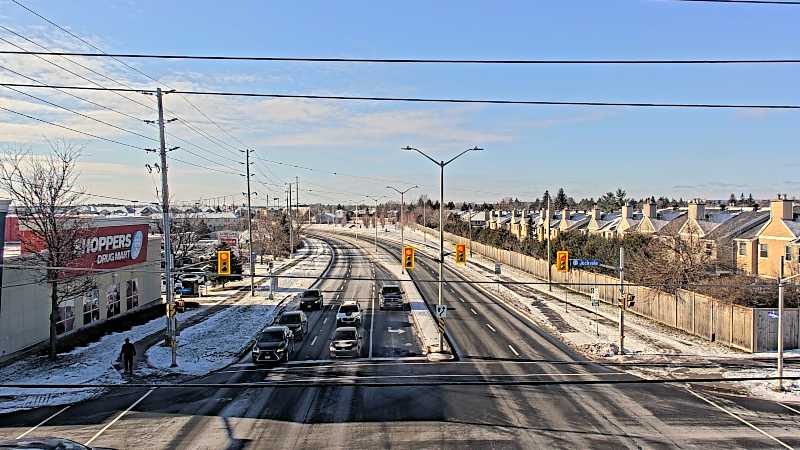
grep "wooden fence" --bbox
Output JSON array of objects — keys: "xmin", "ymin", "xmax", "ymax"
[{"xmin": 416, "ymin": 225, "xmax": 799, "ymax": 352}]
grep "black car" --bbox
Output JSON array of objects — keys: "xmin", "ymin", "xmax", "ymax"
[
  {"xmin": 251, "ymin": 326, "xmax": 294, "ymax": 364},
  {"xmin": 277, "ymin": 310, "xmax": 308, "ymax": 340},
  {"xmin": 299, "ymin": 289, "xmax": 323, "ymax": 310},
  {"xmin": 0, "ymin": 437, "xmax": 112, "ymax": 450}
]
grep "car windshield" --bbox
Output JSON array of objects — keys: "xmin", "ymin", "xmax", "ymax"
[
  {"xmin": 257, "ymin": 330, "xmax": 285, "ymax": 342},
  {"xmin": 279, "ymin": 313, "xmax": 301, "ymax": 324},
  {"xmin": 382, "ymin": 286, "xmax": 401, "ymax": 295},
  {"xmin": 339, "ymin": 304, "xmax": 359, "ymax": 314},
  {"xmin": 335, "ymin": 329, "xmax": 357, "ymax": 340}
]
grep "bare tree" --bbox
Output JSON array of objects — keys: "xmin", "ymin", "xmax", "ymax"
[
  {"xmin": 628, "ymin": 233, "xmax": 715, "ymax": 294},
  {"xmin": 155, "ymin": 206, "xmax": 208, "ymax": 268},
  {"xmin": 0, "ymin": 141, "xmax": 94, "ymax": 359}
]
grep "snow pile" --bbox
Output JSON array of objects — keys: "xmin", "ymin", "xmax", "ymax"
[
  {"xmin": 725, "ymin": 368, "xmax": 800, "ymax": 403},
  {"xmin": 146, "ymin": 238, "xmax": 331, "ymax": 375},
  {"xmin": 579, "ymin": 342, "xmax": 620, "ymax": 358},
  {"xmin": 0, "ymin": 307, "xmax": 201, "ymax": 414}
]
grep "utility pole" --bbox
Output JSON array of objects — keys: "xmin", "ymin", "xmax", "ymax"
[
  {"xmin": 287, "ymin": 185, "xmax": 293, "ymax": 257},
  {"xmin": 365, "ymin": 195, "xmax": 384, "ymax": 253},
  {"xmin": 156, "ymin": 88, "xmax": 177, "ymax": 367},
  {"xmin": 547, "ymin": 197, "xmax": 552, "ymax": 292},
  {"xmin": 403, "ymin": 146, "xmax": 484, "ymax": 353},
  {"xmin": 468, "ymin": 204, "xmax": 473, "ymax": 258},
  {"xmin": 423, "ymin": 204, "xmax": 427, "ymax": 245},
  {"xmin": 777, "ymin": 255, "xmax": 785, "ymax": 391},
  {"xmin": 619, "ymin": 247, "xmax": 625, "ymax": 355},
  {"xmin": 387, "ymin": 185, "xmax": 418, "ymax": 273},
  {"xmin": 242, "ymin": 149, "xmax": 255, "ymax": 296},
  {"xmin": 295, "ymin": 176, "xmax": 300, "ymax": 224}
]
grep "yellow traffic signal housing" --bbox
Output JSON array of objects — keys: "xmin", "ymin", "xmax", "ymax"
[
  {"xmin": 217, "ymin": 250, "xmax": 231, "ymax": 275},
  {"xmin": 556, "ymin": 250, "xmax": 569, "ymax": 272},
  {"xmin": 403, "ymin": 246, "xmax": 415, "ymax": 271},
  {"xmin": 626, "ymin": 293, "xmax": 635, "ymax": 309},
  {"xmin": 455, "ymin": 243, "xmax": 467, "ymax": 265}
]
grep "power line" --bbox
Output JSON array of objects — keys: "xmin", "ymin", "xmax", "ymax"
[
  {"xmin": 2, "ymin": 49, "xmax": 799, "ymax": 64},
  {"xmin": 1, "ymin": 84, "xmax": 158, "ymax": 142},
  {"xmin": 3, "ymin": 83, "xmax": 797, "ymax": 109},
  {"xmin": 167, "ymin": 155, "xmax": 242, "ymax": 176},
  {"xmin": 0, "ymin": 105, "xmax": 148, "ymax": 151}
]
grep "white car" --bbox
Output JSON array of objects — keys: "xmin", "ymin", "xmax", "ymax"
[{"xmin": 336, "ymin": 301, "xmax": 362, "ymax": 327}]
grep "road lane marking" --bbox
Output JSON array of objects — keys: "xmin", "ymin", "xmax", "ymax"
[
  {"xmin": 85, "ymin": 388, "xmax": 156, "ymax": 446},
  {"xmin": 261, "ymin": 372, "xmax": 627, "ymax": 382},
  {"xmin": 779, "ymin": 403, "xmax": 800, "ymax": 415},
  {"xmin": 685, "ymin": 388, "xmax": 792, "ymax": 450},
  {"xmin": 486, "ymin": 323, "xmax": 496, "ymax": 333},
  {"xmin": 459, "ymin": 298, "xmax": 464, "ymax": 303},
  {"xmin": 470, "ymin": 308, "xmax": 478, "ymax": 316},
  {"xmin": 310, "ymin": 336, "xmax": 318, "ymax": 346},
  {"xmin": 16, "ymin": 405, "xmax": 71, "ymax": 439},
  {"xmin": 508, "ymin": 345, "xmax": 520, "ymax": 356},
  {"xmin": 322, "ymin": 317, "xmax": 327, "ymax": 324}
]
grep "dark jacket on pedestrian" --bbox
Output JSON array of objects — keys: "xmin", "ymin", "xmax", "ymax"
[{"xmin": 121, "ymin": 342, "xmax": 136, "ymax": 360}]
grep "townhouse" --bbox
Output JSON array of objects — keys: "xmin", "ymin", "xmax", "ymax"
[{"xmin": 735, "ymin": 196, "xmax": 800, "ymax": 278}]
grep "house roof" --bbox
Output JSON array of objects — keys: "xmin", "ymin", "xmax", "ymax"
[
  {"xmin": 656, "ymin": 214, "xmax": 688, "ymax": 236},
  {"xmin": 704, "ymin": 210, "xmax": 769, "ymax": 241},
  {"xmin": 597, "ymin": 216, "xmax": 621, "ymax": 232}
]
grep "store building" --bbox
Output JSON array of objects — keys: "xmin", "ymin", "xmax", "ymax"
[{"xmin": 0, "ymin": 217, "xmax": 161, "ymax": 363}]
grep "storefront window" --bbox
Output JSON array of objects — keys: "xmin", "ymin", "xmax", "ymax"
[
  {"xmin": 107, "ymin": 283, "xmax": 120, "ymax": 318},
  {"xmin": 126, "ymin": 279, "xmax": 139, "ymax": 310},
  {"xmin": 56, "ymin": 299, "xmax": 75, "ymax": 335},
  {"xmin": 83, "ymin": 287, "xmax": 100, "ymax": 325}
]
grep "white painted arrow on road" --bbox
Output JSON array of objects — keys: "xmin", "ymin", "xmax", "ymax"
[{"xmin": 388, "ymin": 328, "xmax": 406, "ymax": 334}]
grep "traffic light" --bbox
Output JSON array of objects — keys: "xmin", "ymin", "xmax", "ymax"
[
  {"xmin": 217, "ymin": 250, "xmax": 231, "ymax": 275},
  {"xmin": 618, "ymin": 294, "xmax": 636, "ymax": 309},
  {"xmin": 403, "ymin": 246, "xmax": 415, "ymax": 271},
  {"xmin": 556, "ymin": 250, "xmax": 569, "ymax": 272},
  {"xmin": 455, "ymin": 243, "xmax": 467, "ymax": 265}
]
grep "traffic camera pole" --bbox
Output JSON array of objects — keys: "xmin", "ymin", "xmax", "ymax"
[
  {"xmin": 619, "ymin": 247, "xmax": 625, "ymax": 355},
  {"xmin": 438, "ymin": 162, "xmax": 444, "ymax": 352},
  {"xmin": 156, "ymin": 88, "xmax": 177, "ymax": 367}
]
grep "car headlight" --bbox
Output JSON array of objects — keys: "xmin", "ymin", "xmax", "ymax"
[
  {"xmin": 252, "ymin": 347, "xmax": 260, "ymax": 353},
  {"xmin": 276, "ymin": 347, "xmax": 285, "ymax": 353}
]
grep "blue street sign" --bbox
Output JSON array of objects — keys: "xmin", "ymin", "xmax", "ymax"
[{"xmin": 571, "ymin": 259, "xmax": 601, "ymax": 268}]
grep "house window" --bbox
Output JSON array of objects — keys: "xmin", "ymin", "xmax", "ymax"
[
  {"xmin": 704, "ymin": 242, "xmax": 713, "ymax": 256},
  {"xmin": 126, "ymin": 279, "xmax": 139, "ymax": 310},
  {"xmin": 787, "ymin": 246, "xmax": 793, "ymax": 262},
  {"xmin": 738, "ymin": 242, "xmax": 747, "ymax": 256},
  {"xmin": 759, "ymin": 243, "xmax": 768, "ymax": 258},
  {"xmin": 82, "ymin": 288, "xmax": 100, "ymax": 325},
  {"xmin": 106, "ymin": 283, "xmax": 121, "ymax": 318},
  {"xmin": 56, "ymin": 299, "xmax": 75, "ymax": 335}
]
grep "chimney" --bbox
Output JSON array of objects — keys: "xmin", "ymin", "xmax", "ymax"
[
  {"xmin": 591, "ymin": 204, "xmax": 600, "ymax": 221},
  {"xmin": 770, "ymin": 195, "xmax": 793, "ymax": 221},
  {"xmin": 688, "ymin": 199, "xmax": 706, "ymax": 221},
  {"xmin": 622, "ymin": 201, "xmax": 633, "ymax": 219},
  {"xmin": 562, "ymin": 207, "xmax": 569, "ymax": 221},
  {"xmin": 643, "ymin": 199, "xmax": 657, "ymax": 219}
]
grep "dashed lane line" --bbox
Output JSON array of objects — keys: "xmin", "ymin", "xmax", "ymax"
[
  {"xmin": 486, "ymin": 323, "xmax": 497, "ymax": 333},
  {"xmin": 16, "ymin": 405, "xmax": 71, "ymax": 439},
  {"xmin": 310, "ymin": 336, "xmax": 318, "ymax": 347},
  {"xmin": 470, "ymin": 308, "xmax": 478, "ymax": 316},
  {"xmin": 779, "ymin": 402, "xmax": 800, "ymax": 415},
  {"xmin": 84, "ymin": 388, "xmax": 156, "ymax": 446},
  {"xmin": 508, "ymin": 345, "xmax": 520, "ymax": 356},
  {"xmin": 685, "ymin": 388, "xmax": 793, "ymax": 450}
]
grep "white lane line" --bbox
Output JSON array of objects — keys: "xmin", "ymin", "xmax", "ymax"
[
  {"xmin": 16, "ymin": 405, "xmax": 71, "ymax": 439},
  {"xmin": 685, "ymin": 388, "xmax": 793, "ymax": 450},
  {"xmin": 458, "ymin": 298, "xmax": 464, "ymax": 303},
  {"xmin": 470, "ymin": 308, "xmax": 478, "ymax": 316},
  {"xmin": 486, "ymin": 323, "xmax": 497, "ymax": 333},
  {"xmin": 508, "ymin": 345, "xmax": 520, "ymax": 356},
  {"xmin": 310, "ymin": 336, "xmax": 318, "ymax": 346},
  {"xmin": 85, "ymin": 388, "xmax": 156, "ymax": 446},
  {"xmin": 322, "ymin": 317, "xmax": 327, "ymax": 324},
  {"xmin": 779, "ymin": 402, "xmax": 800, "ymax": 415}
]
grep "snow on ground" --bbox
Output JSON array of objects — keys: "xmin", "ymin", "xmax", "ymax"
[
  {"xmin": 146, "ymin": 238, "xmax": 332, "ymax": 375},
  {"xmin": 0, "ymin": 307, "xmax": 203, "ymax": 414},
  {"xmin": 329, "ymin": 224, "xmax": 800, "ymax": 403}
]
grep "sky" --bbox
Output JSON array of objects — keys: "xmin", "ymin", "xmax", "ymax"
[{"xmin": 0, "ymin": 0, "xmax": 798, "ymax": 207}]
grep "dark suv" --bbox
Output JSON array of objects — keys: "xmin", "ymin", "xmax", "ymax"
[
  {"xmin": 299, "ymin": 289, "xmax": 323, "ymax": 310},
  {"xmin": 277, "ymin": 311, "xmax": 308, "ymax": 340},
  {"xmin": 251, "ymin": 326, "xmax": 294, "ymax": 364}
]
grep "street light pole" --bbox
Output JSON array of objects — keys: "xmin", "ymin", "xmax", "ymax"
[
  {"xmin": 365, "ymin": 195, "xmax": 385, "ymax": 253},
  {"xmin": 241, "ymin": 149, "xmax": 255, "ymax": 296},
  {"xmin": 403, "ymin": 146, "xmax": 484, "ymax": 353},
  {"xmin": 387, "ymin": 185, "xmax": 418, "ymax": 273}
]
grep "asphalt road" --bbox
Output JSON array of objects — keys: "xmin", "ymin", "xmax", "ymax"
[{"xmin": 1, "ymin": 232, "xmax": 799, "ymax": 449}]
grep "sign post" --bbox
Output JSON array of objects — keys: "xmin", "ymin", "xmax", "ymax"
[{"xmin": 591, "ymin": 288, "xmax": 600, "ymax": 336}]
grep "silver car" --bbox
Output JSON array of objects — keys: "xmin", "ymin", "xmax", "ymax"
[{"xmin": 329, "ymin": 327, "xmax": 362, "ymax": 358}]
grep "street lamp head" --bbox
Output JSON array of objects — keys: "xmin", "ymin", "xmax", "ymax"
[
  {"xmin": 469, "ymin": 146, "xmax": 484, "ymax": 152},
  {"xmin": 401, "ymin": 146, "xmax": 417, "ymax": 152}
]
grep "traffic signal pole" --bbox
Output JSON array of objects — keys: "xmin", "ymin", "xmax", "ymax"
[
  {"xmin": 243, "ymin": 149, "xmax": 255, "ymax": 296},
  {"xmin": 156, "ymin": 88, "xmax": 177, "ymax": 368},
  {"xmin": 387, "ymin": 185, "xmax": 418, "ymax": 273}
]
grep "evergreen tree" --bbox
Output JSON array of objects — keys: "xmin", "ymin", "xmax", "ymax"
[
  {"xmin": 542, "ymin": 190, "xmax": 551, "ymax": 209},
  {"xmin": 554, "ymin": 188, "xmax": 568, "ymax": 211}
]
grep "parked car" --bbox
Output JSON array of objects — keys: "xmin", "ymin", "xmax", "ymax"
[
  {"xmin": 251, "ymin": 326, "xmax": 294, "ymax": 364},
  {"xmin": 336, "ymin": 301, "xmax": 362, "ymax": 327},
  {"xmin": 379, "ymin": 283, "xmax": 405, "ymax": 310},
  {"xmin": 329, "ymin": 326, "xmax": 363, "ymax": 358},
  {"xmin": 0, "ymin": 437, "xmax": 112, "ymax": 450},
  {"xmin": 299, "ymin": 289, "xmax": 323, "ymax": 310},
  {"xmin": 277, "ymin": 310, "xmax": 308, "ymax": 340}
]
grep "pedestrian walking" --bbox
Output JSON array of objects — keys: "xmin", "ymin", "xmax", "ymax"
[{"xmin": 120, "ymin": 337, "xmax": 136, "ymax": 375}]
